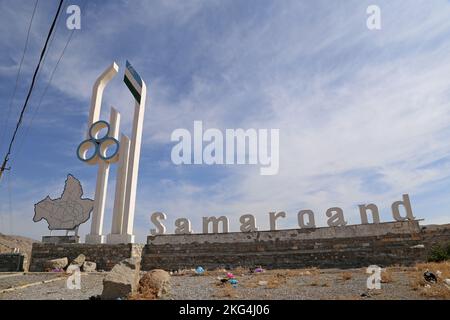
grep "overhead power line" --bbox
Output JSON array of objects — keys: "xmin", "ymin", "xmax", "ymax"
[
  {"xmin": 0, "ymin": 0, "xmax": 65, "ymax": 181},
  {"xmin": 0, "ymin": 0, "xmax": 39, "ymax": 151},
  {"xmin": 16, "ymin": 0, "xmax": 89, "ymax": 158}
]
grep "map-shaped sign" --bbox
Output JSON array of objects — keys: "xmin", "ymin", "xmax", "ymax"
[{"xmin": 33, "ymin": 174, "xmax": 94, "ymax": 231}]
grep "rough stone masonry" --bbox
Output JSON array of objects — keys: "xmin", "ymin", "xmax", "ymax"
[{"xmin": 27, "ymin": 220, "xmax": 450, "ymax": 272}]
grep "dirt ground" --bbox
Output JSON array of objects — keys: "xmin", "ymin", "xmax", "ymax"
[{"xmin": 0, "ymin": 263, "xmax": 449, "ymax": 300}]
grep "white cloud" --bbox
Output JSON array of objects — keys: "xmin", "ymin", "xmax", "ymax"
[{"xmin": 2, "ymin": 0, "xmax": 450, "ymax": 239}]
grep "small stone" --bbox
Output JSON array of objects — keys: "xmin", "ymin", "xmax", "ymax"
[
  {"xmin": 44, "ymin": 257, "xmax": 68, "ymax": 271},
  {"xmin": 444, "ymin": 279, "xmax": 450, "ymax": 286},
  {"xmin": 258, "ymin": 281, "xmax": 268, "ymax": 286},
  {"xmin": 82, "ymin": 261, "xmax": 97, "ymax": 272}
]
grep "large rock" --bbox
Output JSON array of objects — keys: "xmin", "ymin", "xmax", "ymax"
[
  {"xmin": 101, "ymin": 258, "xmax": 141, "ymax": 300},
  {"xmin": 82, "ymin": 261, "xmax": 96, "ymax": 272},
  {"xmin": 138, "ymin": 269, "xmax": 171, "ymax": 298},
  {"xmin": 71, "ymin": 254, "xmax": 86, "ymax": 266},
  {"xmin": 44, "ymin": 257, "xmax": 68, "ymax": 270}
]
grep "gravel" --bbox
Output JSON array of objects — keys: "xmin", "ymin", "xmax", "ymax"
[
  {"xmin": 0, "ymin": 269, "xmax": 431, "ymax": 300},
  {"xmin": 0, "ymin": 273, "xmax": 105, "ymax": 300}
]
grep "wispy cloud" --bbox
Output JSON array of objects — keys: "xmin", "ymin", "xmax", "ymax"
[{"xmin": 1, "ymin": 0, "xmax": 450, "ymax": 241}]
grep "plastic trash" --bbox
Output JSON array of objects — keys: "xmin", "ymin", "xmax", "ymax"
[
  {"xmin": 254, "ymin": 267, "xmax": 264, "ymax": 273},
  {"xmin": 226, "ymin": 272, "xmax": 235, "ymax": 279},
  {"xmin": 423, "ymin": 270, "xmax": 437, "ymax": 283},
  {"xmin": 444, "ymin": 279, "xmax": 450, "ymax": 286},
  {"xmin": 360, "ymin": 292, "xmax": 371, "ymax": 298},
  {"xmin": 195, "ymin": 266, "xmax": 205, "ymax": 274},
  {"xmin": 228, "ymin": 278, "xmax": 238, "ymax": 286},
  {"xmin": 258, "ymin": 280, "xmax": 268, "ymax": 286}
]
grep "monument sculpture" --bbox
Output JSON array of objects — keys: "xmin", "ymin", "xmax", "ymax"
[
  {"xmin": 33, "ymin": 174, "xmax": 93, "ymax": 236},
  {"xmin": 76, "ymin": 61, "xmax": 147, "ymax": 244}
]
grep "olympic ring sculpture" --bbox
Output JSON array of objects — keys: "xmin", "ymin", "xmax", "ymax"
[{"xmin": 76, "ymin": 120, "xmax": 120, "ymax": 165}]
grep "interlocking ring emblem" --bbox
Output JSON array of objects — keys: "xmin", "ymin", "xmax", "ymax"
[{"xmin": 77, "ymin": 120, "xmax": 120, "ymax": 165}]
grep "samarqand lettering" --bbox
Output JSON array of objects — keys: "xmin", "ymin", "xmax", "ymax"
[{"xmin": 150, "ymin": 194, "xmax": 416, "ymax": 234}]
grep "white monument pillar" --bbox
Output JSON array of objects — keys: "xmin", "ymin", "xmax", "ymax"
[
  {"xmin": 84, "ymin": 63, "xmax": 119, "ymax": 244},
  {"xmin": 80, "ymin": 61, "xmax": 145, "ymax": 245},
  {"xmin": 106, "ymin": 133, "xmax": 131, "ymax": 244},
  {"xmin": 121, "ymin": 62, "xmax": 147, "ymax": 242},
  {"xmin": 85, "ymin": 108, "xmax": 120, "ymax": 244}
]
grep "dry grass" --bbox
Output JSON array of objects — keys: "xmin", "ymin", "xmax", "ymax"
[
  {"xmin": 240, "ymin": 272, "xmax": 288, "ymax": 289},
  {"xmin": 236, "ymin": 267, "xmax": 326, "ymax": 289},
  {"xmin": 284, "ymin": 268, "xmax": 320, "ymax": 277},
  {"xmin": 309, "ymin": 276, "xmax": 320, "ymax": 286},
  {"xmin": 214, "ymin": 283, "xmax": 240, "ymax": 298},
  {"xmin": 381, "ymin": 269, "xmax": 394, "ymax": 283},
  {"xmin": 341, "ymin": 272, "xmax": 352, "ymax": 281},
  {"xmin": 408, "ymin": 262, "xmax": 450, "ymax": 299},
  {"xmin": 266, "ymin": 273, "xmax": 287, "ymax": 289},
  {"xmin": 232, "ymin": 267, "xmax": 249, "ymax": 275}
]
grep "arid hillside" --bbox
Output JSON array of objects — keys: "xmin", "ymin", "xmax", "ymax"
[{"xmin": 0, "ymin": 233, "xmax": 37, "ymax": 258}]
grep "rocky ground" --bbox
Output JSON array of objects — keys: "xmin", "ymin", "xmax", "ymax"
[{"xmin": 1, "ymin": 264, "xmax": 449, "ymax": 300}]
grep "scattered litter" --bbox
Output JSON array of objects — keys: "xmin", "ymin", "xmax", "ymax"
[
  {"xmin": 51, "ymin": 268, "xmax": 63, "ymax": 273},
  {"xmin": 216, "ymin": 276, "xmax": 229, "ymax": 283},
  {"xmin": 195, "ymin": 266, "xmax": 205, "ymax": 275},
  {"xmin": 228, "ymin": 279, "xmax": 238, "ymax": 287},
  {"xmin": 254, "ymin": 267, "xmax": 264, "ymax": 273},
  {"xmin": 258, "ymin": 281, "xmax": 268, "ymax": 286},
  {"xmin": 423, "ymin": 270, "xmax": 437, "ymax": 283},
  {"xmin": 226, "ymin": 272, "xmax": 235, "ymax": 279},
  {"xmin": 436, "ymin": 271, "xmax": 442, "ymax": 277},
  {"xmin": 444, "ymin": 279, "xmax": 450, "ymax": 286},
  {"xmin": 425, "ymin": 284, "xmax": 431, "ymax": 289},
  {"xmin": 360, "ymin": 292, "xmax": 371, "ymax": 298}
]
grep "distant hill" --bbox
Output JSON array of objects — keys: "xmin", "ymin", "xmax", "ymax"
[{"xmin": 0, "ymin": 233, "xmax": 38, "ymax": 263}]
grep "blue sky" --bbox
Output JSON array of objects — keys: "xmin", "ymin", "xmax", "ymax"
[{"xmin": 1, "ymin": 0, "xmax": 450, "ymax": 242}]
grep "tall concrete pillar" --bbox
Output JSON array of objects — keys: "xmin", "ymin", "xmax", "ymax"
[
  {"xmin": 121, "ymin": 64, "xmax": 147, "ymax": 242},
  {"xmin": 84, "ymin": 63, "xmax": 118, "ymax": 244}
]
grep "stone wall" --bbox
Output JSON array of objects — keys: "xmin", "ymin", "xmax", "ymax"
[
  {"xmin": 27, "ymin": 221, "xmax": 450, "ymax": 272},
  {"xmin": 29, "ymin": 243, "xmax": 143, "ymax": 272},
  {"xmin": 141, "ymin": 221, "xmax": 429, "ymax": 270},
  {"xmin": 0, "ymin": 253, "xmax": 25, "ymax": 272}
]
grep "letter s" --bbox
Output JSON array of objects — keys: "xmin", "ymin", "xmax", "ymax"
[{"xmin": 150, "ymin": 212, "xmax": 167, "ymax": 235}]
